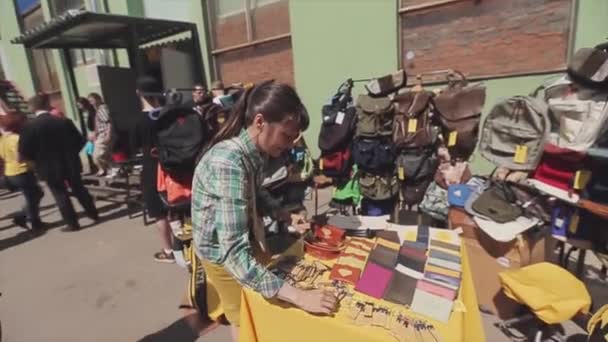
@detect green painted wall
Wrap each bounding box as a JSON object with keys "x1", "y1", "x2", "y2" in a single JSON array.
[
  {"x1": 0, "y1": 0, "x2": 35, "y2": 97},
  {"x1": 190, "y1": 0, "x2": 214, "y2": 86},
  {"x1": 290, "y1": 0, "x2": 399, "y2": 157}
]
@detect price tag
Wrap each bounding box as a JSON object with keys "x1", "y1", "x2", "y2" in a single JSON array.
[
  {"x1": 398, "y1": 166, "x2": 405, "y2": 181},
  {"x1": 407, "y1": 119, "x2": 417, "y2": 133},
  {"x1": 573, "y1": 170, "x2": 591, "y2": 190},
  {"x1": 448, "y1": 131, "x2": 458, "y2": 147},
  {"x1": 217, "y1": 115, "x2": 225, "y2": 124},
  {"x1": 568, "y1": 212, "x2": 580, "y2": 234},
  {"x1": 513, "y1": 145, "x2": 528, "y2": 164},
  {"x1": 319, "y1": 158, "x2": 324, "y2": 170},
  {"x1": 336, "y1": 111, "x2": 345, "y2": 125}
]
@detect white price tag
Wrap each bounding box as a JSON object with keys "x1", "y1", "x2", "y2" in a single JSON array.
[{"x1": 336, "y1": 111, "x2": 345, "y2": 125}]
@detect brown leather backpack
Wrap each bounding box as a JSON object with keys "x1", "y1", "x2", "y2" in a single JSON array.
[
  {"x1": 392, "y1": 90, "x2": 437, "y2": 149},
  {"x1": 434, "y1": 71, "x2": 486, "y2": 160}
]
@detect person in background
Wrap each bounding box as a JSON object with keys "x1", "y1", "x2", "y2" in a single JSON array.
[
  {"x1": 0, "y1": 111, "x2": 44, "y2": 231},
  {"x1": 87, "y1": 93, "x2": 113, "y2": 176},
  {"x1": 76, "y1": 97, "x2": 97, "y2": 174},
  {"x1": 133, "y1": 76, "x2": 174, "y2": 263},
  {"x1": 39, "y1": 92, "x2": 66, "y2": 119},
  {"x1": 19, "y1": 94, "x2": 98, "y2": 232},
  {"x1": 192, "y1": 81, "x2": 336, "y2": 340},
  {"x1": 191, "y1": 84, "x2": 212, "y2": 116},
  {"x1": 210, "y1": 80, "x2": 225, "y2": 99}
]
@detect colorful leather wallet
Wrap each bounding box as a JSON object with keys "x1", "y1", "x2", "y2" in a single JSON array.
[
  {"x1": 417, "y1": 279, "x2": 457, "y2": 300},
  {"x1": 368, "y1": 244, "x2": 399, "y2": 269},
  {"x1": 383, "y1": 271, "x2": 418, "y2": 305},
  {"x1": 376, "y1": 230, "x2": 400, "y2": 244},
  {"x1": 355, "y1": 262, "x2": 394, "y2": 299}
]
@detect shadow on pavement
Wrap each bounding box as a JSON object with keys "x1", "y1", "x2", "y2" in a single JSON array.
[
  {"x1": 0, "y1": 201, "x2": 137, "y2": 252},
  {"x1": 138, "y1": 315, "x2": 199, "y2": 342}
]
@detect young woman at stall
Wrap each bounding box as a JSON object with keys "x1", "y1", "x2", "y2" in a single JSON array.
[{"x1": 191, "y1": 81, "x2": 336, "y2": 340}]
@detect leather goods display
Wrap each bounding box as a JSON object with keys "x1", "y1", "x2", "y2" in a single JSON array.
[
  {"x1": 547, "y1": 85, "x2": 608, "y2": 152},
  {"x1": 364, "y1": 69, "x2": 407, "y2": 97},
  {"x1": 392, "y1": 90, "x2": 437, "y2": 149},
  {"x1": 352, "y1": 137, "x2": 394, "y2": 173},
  {"x1": 329, "y1": 238, "x2": 375, "y2": 284},
  {"x1": 480, "y1": 95, "x2": 550, "y2": 170},
  {"x1": 447, "y1": 184, "x2": 473, "y2": 208},
  {"x1": 320, "y1": 148, "x2": 352, "y2": 178},
  {"x1": 360, "y1": 197, "x2": 395, "y2": 216},
  {"x1": 568, "y1": 45, "x2": 608, "y2": 90},
  {"x1": 395, "y1": 148, "x2": 438, "y2": 206},
  {"x1": 434, "y1": 71, "x2": 486, "y2": 160},
  {"x1": 355, "y1": 261, "x2": 394, "y2": 299},
  {"x1": 358, "y1": 173, "x2": 398, "y2": 201},
  {"x1": 471, "y1": 183, "x2": 523, "y2": 223},
  {"x1": 532, "y1": 143, "x2": 587, "y2": 193},
  {"x1": 303, "y1": 227, "x2": 346, "y2": 260},
  {"x1": 419, "y1": 181, "x2": 450, "y2": 221},
  {"x1": 355, "y1": 95, "x2": 395, "y2": 138},
  {"x1": 435, "y1": 160, "x2": 472, "y2": 189},
  {"x1": 318, "y1": 105, "x2": 358, "y2": 152},
  {"x1": 319, "y1": 79, "x2": 357, "y2": 152}
]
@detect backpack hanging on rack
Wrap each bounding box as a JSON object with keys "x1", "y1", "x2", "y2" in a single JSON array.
[
  {"x1": 364, "y1": 69, "x2": 407, "y2": 97},
  {"x1": 395, "y1": 147, "x2": 438, "y2": 206},
  {"x1": 355, "y1": 95, "x2": 395, "y2": 138},
  {"x1": 434, "y1": 71, "x2": 486, "y2": 160},
  {"x1": 479, "y1": 94, "x2": 550, "y2": 171},
  {"x1": 318, "y1": 79, "x2": 357, "y2": 153},
  {"x1": 392, "y1": 90, "x2": 437, "y2": 149},
  {"x1": 352, "y1": 137, "x2": 394, "y2": 174}
]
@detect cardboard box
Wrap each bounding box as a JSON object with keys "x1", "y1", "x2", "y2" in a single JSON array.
[{"x1": 448, "y1": 208, "x2": 548, "y2": 319}]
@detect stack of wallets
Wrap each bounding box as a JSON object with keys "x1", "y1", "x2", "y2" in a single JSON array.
[
  {"x1": 329, "y1": 237, "x2": 375, "y2": 284},
  {"x1": 410, "y1": 229, "x2": 462, "y2": 323},
  {"x1": 354, "y1": 238, "x2": 400, "y2": 298}
]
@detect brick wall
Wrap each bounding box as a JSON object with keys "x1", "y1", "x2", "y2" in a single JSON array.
[
  {"x1": 401, "y1": 0, "x2": 572, "y2": 79},
  {"x1": 216, "y1": 38, "x2": 294, "y2": 85},
  {"x1": 211, "y1": 0, "x2": 293, "y2": 85}
]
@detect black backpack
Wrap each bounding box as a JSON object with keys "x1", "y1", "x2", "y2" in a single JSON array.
[
  {"x1": 318, "y1": 79, "x2": 357, "y2": 152},
  {"x1": 155, "y1": 105, "x2": 207, "y2": 176}
]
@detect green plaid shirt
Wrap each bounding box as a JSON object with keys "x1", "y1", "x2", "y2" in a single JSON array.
[{"x1": 192, "y1": 129, "x2": 284, "y2": 298}]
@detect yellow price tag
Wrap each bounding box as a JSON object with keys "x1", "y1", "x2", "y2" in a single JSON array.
[
  {"x1": 407, "y1": 119, "x2": 418, "y2": 133},
  {"x1": 568, "y1": 211, "x2": 580, "y2": 234},
  {"x1": 448, "y1": 131, "x2": 458, "y2": 147},
  {"x1": 217, "y1": 115, "x2": 225, "y2": 124},
  {"x1": 573, "y1": 170, "x2": 592, "y2": 190},
  {"x1": 319, "y1": 158, "x2": 324, "y2": 170},
  {"x1": 513, "y1": 145, "x2": 528, "y2": 164},
  {"x1": 398, "y1": 166, "x2": 405, "y2": 181}
]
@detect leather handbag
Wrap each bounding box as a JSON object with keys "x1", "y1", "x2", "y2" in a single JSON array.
[
  {"x1": 364, "y1": 69, "x2": 407, "y2": 97},
  {"x1": 471, "y1": 183, "x2": 523, "y2": 223},
  {"x1": 434, "y1": 71, "x2": 486, "y2": 160}
]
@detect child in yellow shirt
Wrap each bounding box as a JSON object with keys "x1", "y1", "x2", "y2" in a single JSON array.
[{"x1": 0, "y1": 112, "x2": 44, "y2": 230}]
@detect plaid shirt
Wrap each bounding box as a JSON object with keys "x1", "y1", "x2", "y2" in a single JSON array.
[
  {"x1": 94, "y1": 104, "x2": 112, "y2": 141},
  {"x1": 192, "y1": 129, "x2": 284, "y2": 298}
]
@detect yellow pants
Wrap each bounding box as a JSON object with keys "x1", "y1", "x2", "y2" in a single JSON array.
[{"x1": 201, "y1": 259, "x2": 243, "y2": 326}]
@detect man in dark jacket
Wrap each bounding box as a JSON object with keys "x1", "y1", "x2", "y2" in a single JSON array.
[{"x1": 19, "y1": 94, "x2": 98, "y2": 231}]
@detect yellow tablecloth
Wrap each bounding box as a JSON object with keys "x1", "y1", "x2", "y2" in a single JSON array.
[{"x1": 238, "y1": 244, "x2": 485, "y2": 342}]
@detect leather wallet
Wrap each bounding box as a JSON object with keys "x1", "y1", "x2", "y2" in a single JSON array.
[
  {"x1": 330, "y1": 264, "x2": 362, "y2": 284},
  {"x1": 355, "y1": 262, "x2": 393, "y2": 299},
  {"x1": 425, "y1": 271, "x2": 461, "y2": 288},
  {"x1": 417, "y1": 279, "x2": 457, "y2": 300},
  {"x1": 429, "y1": 239, "x2": 460, "y2": 253},
  {"x1": 429, "y1": 249, "x2": 461, "y2": 263},
  {"x1": 368, "y1": 244, "x2": 399, "y2": 269},
  {"x1": 427, "y1": 257, "x2": 462, "y2": 272},
  {"x1": 397, "y1": 253, "x2": 426, "y2": 273},
  {"x1": 376, "y1": 230, "x2": 400, "y2": 244},
  {"x1": 383, "y1": 271, "x2": 418, "y2": 305}
]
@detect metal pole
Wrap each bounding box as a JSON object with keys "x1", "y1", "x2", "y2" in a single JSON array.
[
  {"x1": 191, "y1": 28, "x2": 206, "y2": 87},
  {"x1": 62, "y1": 48, "x2": 86, "y2": 135}
]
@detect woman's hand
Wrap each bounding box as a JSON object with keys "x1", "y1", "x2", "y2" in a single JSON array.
[
  {"x1": 277, "y1": 283, "x2": 337, "y2": 315},
  {"x1": 294, "y1": 288, "x2": 337, "y2": 315}
]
